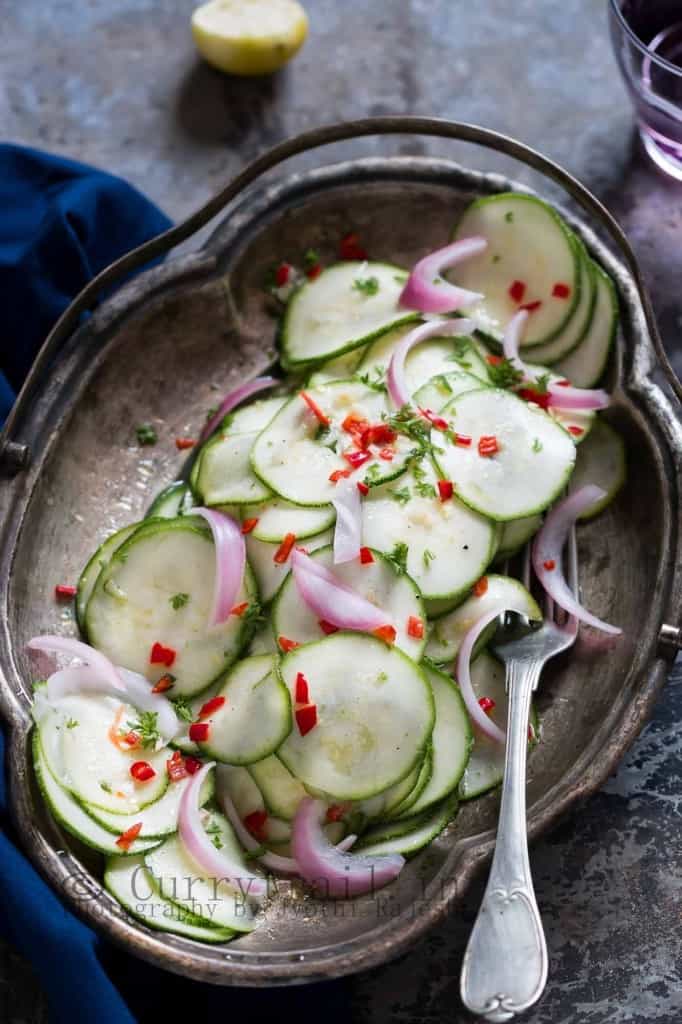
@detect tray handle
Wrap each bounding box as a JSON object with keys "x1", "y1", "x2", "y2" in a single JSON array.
[{"x1": 1, "y1": 115, "x2": 679, "y2": 473}]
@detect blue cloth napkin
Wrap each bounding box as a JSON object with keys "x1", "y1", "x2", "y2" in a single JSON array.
[{"x1": 0, "y1": 145, "x2": 352, "y2": 1023}]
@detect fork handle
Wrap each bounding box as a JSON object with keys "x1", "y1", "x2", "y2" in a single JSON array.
[{"x1": 460, "y1": 660, "x2": 548, "y2": 1022}]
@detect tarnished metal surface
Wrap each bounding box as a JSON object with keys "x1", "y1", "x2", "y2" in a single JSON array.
[{"x1": 0, "y1": 151, "x2": 680, "y2": 988}]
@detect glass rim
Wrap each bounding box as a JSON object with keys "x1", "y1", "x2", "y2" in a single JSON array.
[{"x1": 609, "y1": 0, "x2": 682, "y2": 78}]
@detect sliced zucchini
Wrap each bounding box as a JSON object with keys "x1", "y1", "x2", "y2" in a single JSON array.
[
  {"x1": 522, "y1": 363, "x2": 595, "y2": 442},
  {"x1": 433, "y1": 388, "x2": 576, "y2": 521},
  {"x1": 145, "y1": 815, "x2": 260, "y2": 930},
  {"x1": 196, "y1": 654, "x2": 292, "y2": 765},
  {"x1": 521, "y1": 240, "x2": 596, "y2": 363},
  {"x1": 307, "y1": 347, "x2": 367, "y2": 387},
  {"x1": 76, "y1": 523, "x2": 138, "y2": 633},
  {"x1": 570, "y1": 419, "x2": 626, "y2": 518},
  {"x1": 33, "y1": 731, "x2": 160, "y2": 856},
  {"x1": 554, "y1": 263, "x2": 618, "y2": 387},
  {"x1": 247, "y1": 497, "x2": 335, "y2": 543},
  {"x1": 380, "y1": 758, "x2": 425, "y2": 817},
  {"x1": 357, "y1": 323, "x2": 491, "y2": 395},
  {"x1": 451, "y1": 193, "x2": 580, "y2": 347},
  {"x1": 248, "y1": 754, "x2": 307, "y2": 821},
  {"x1": 425, "y1": 574, "x2": 541, "y2": 664},
  {"x1": 86, "y1": 517, "x2": 257, "y2": 697},
  {"x1": 459, "y1": 652, "x2": 539, "y2": 801},
  {"x1": 225, "y1": 395, "x2": 287, "y2": 434},
  {"x1": 355, "y1": 792, "x2": 458, "y2": 857},
  {"x1": 104, "y1": 856, "x2": 235, "y2": 942},
  {"x1": 413, "y1": 370, "x2": 488, "y2": 413},
  {"x1": 397, "y1": 664, "x2": 472, "y2": 817},
  {"x1": 85, "y1": 768, "x2": 214, "y2": 839},
  {"x1": 496, "y1": 515, "x2": 543, "y2": 560},
  {"x1": 245, "y1": 527, "x2": 333, "y2": 606},
  {"x1": 246, "y1": 622, "x2": 279, "y2": 656},
  {"x1": 271, "y1": 545, "x2": 427, "y2": 661},
  {"x1": 169, "y1": 680, "x2": 222, "y2": 755},
  {"x1": 217, "y1": 764, "x2": 266, "y2": 817},
  {"x1": 277, "y1": 633, "x2": 434, "y2": 801},
  {"x1": 194, "y1": 431, "x2": 272, "y2": 506},
  {"x1": 280, "y1": 261, "x2": 417, "y2": 368},
  {"x1": 250, "y1": 380, "x2": 413, "y2": 507},
  {"x1": 146, "y1": 482, "x2": 195, "y2": 520},
  {"x1": 39, "y1": 694, "x2": 169, "y2": 814},
  {"x1": 385, "y1": 745, "x2": 433, "y2": 820},
  {"x1": 361, "y1": 459, "x2": 496, "y2": 601}
]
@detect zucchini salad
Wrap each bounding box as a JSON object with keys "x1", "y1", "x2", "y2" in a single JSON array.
[{"x1": 29, "y1": 192, "x2": 626, "y2": 943}]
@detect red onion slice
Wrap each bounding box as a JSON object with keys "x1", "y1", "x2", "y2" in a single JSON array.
[
  {"x1": 291, "y1": 549, "x2": 388, "y2": 631},
  {"x1": 292, "y1": 797, "x2": 404, "y2": 898},
  {"x1": 331, "y1": 480, "x2": 362, "y2": 564},
  {"x1": 178, "y1": 762, "x2": 267, "y2": 899},
  {"x1": 28, "y1": 636, "x2": 126, "y2": 697},
  {"x1": 532, "y1": 487, "x2": 622, "y2": 635},
  {"x1": 399, "y1": 237, "x2": 487, "y2": 314},
  {"x1": 387, "y1": 318, "x2": 476, "y2": 409},
  {"x1": 217, "y1": 780, "x2": 299, "y2": 876},
  {"x1": 546, "y1": 383, "x2": 611, "y2": 411},
  {"x1": 502, "y1": 309, "x2": 532, "y2": 377},
  {"x1": 456, "y1": 608, "x2": 519, "y2": 745},
  {"x1": 193, "y1": 507, "x2": 246, "y2": 626},
  {"x1": 199, "y1": 376, "x2": 278, "y2": 442}
]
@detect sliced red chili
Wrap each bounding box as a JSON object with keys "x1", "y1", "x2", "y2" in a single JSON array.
[
  {"x1": 243, "y1": 809, "x2": 268, "y2": 840},
  {"x1": 189, "y1": 722, "x2": 210, "y2": 743},
  {"x1": 241, "y1": 517, "x2": 259, "y2": 534},
  {"x1": 339, "y1": 232, "x2": 367, "y2": 260},
  {"x1": 318, "y1": 620, "x2": 339, "y2": 635},
  {"x1": 518, "y1": 387, "x2": 551, "y2": 410},
  {"x1": 486, "y1": 354, "x2": 503, "y2": 366},
  {"x1": 166, "y1": 750, "x2": 188, "y2": 782},
  {"x1": 295, "y1": 703, "x2": 318, "y2": 736},
  {"x1": 478, "y1": 435, "x2": 500, "y2": 457},
  {"x1": 175, "y1": 437, "x2": 196, "y2": 450},
  {"x1": 473, "y1": 576, "x2": 489, "y2": 598},
  {"x1": 343, "y1": 448, "x2": 372, "y2": 469},
  {"x1": 568, "y1": 425, "x2": 584, "y2": 437},
  {"x1": 341, "y1": 413, "x2": 370, "y2": 440},
  {"x1": 357, "y1": 481, "x2": 369, "y2": 495},
  {"x1": 230, "y1": 601, "x2": 249, "y2": 617},
  {"x1": 378, "y1": 447, "x2": 394, "y2": 461},
  {"x1": 478, "y1": 696, "x2": 496, "y2": 715},
  {"x1": 120, "y1": 731, "x2": 141, "y2": 750},
  {"x1": 150, "y1": 642, "x2": 176, "y2": 668},
  {"x1": 278, "y1": 635, "x2": 300, "y2": 653},
  {"x1": 452, "y1": 432, "x2": 472, "y2": 447},
  {"x1": 116, "y1": 822, "x2": 143, "y2": 851},
  {"x1": 130, "y1": 761, "x2": 156, "y2": 783},
  {"x1": 365, "y1": 423, "x2": 397, "y2": 446},
  {"x1": 508, "y1": 280, "x2": 526, "y2": 303},
  {"x1": 373, "y1": 624, "x2": 397, "y2": 645},
  {"x1": 520, "y1": 300, "x2": 542, "y2": 313},
  {"x1": 275, "y1": 263, "x2": 291, "y2": 286},
  {"x1": 184, "y1": 756, "x2": 202, "y2": 775},
  {"x1": 306, "y1": 263, "x2": 322, "y2": 280},
  {"x1": 274, "y1": 533, "x2": 297, "y2": 564},
  {"x1": 359, "y1": 547, "x2": 374, "y2": 564},
  {"x1": 556, "y1": 379, "x2": 571, "y2": 387},
  {"x1": 420, "y1": 408, "x2": 448, "y2": 431},
  {"x1": 438, "y1": 480, "x2": 453, "y2": 501},
  {"x1": 198, "y1": 695, "x2": 226, "y2": 720},
  {"x1": 295, "y1": 671, "x2": 310, "y2": 704},
  {"x1": 55, "y1": 584, "x2": 77, "y2": 599},
  {"x1": 151, "y1": 673, "x2": 175, "y2": 694},
  {"x1": 329, "y1": 468, "x2": 352, "y2": 483},
  {"x1": 543, "y1": 559, "x2": 556, "y2": 571},
  {"x1": 326, "y1": 804, "x2": 347, "y2": 823},
  {"x1": 300, "y1": 391, "x2": 331, "y2": 426},
  {"x1": 552, "y1": 282, "x2": 571, "y2": 298},
  {"x1": 407, "y1": 616, "x2": 424, "y2": 639}
]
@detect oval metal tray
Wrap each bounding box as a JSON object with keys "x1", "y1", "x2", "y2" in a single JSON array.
[{"x1": 0, "y1": 124, "x2": 681, "y2": 987}]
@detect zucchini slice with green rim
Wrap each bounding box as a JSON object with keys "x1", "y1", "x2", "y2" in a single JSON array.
[
  {"x1": 196, "y1": 654, "x2": 292, "y2": 765},
  {"x1": 86, "y1": 516, "x2": 258, "y2": 697},
  {"x1": 522, "y1": 239, "x2": 596, "y2": 363},
  {"x1": 355, "y1": 792, "x2": 458, "y2": 857},
  {"x1": 224, "y1": 395, "x2": 287, "y2": 435},
  {"x1": 280, "y1": 261, "x2": 417, "y2": 368},
  {"x1": 33, "y1": 731, "x2": 161, "y2": 856},
  {"x1": 425, "y1": 574, "x2": 541, "y2": 664},
  {"x1": 247, "y1": 754, "x2": 307, "y2": 821},
  {"x1": 570, "y1": 419, "x2": 626, "y2": 519},
  {"x1": 361, "y1": 459, "x2": 497, "y2": 601},
  {"x1": 271, "y1": 545, "x2": 426, "y2": 661},
  {"x1": 357, "y1": 323, "x2": 491, "y2": 394},
  {"x1": 245, "y1": 527, "x2": 333, "y2": 606},
  {"x1": 76, "y1": 523, "x2": 138, "y2": 633},
  {"x1": 307, "y1": 347, "x2": 368, "y2": 387},
  {"x1": 146, "y1": 482, "x2": 195, "y2": 520},
  {"x1": 495, "y1": 515, "x2": 544, "y2": 560},
  {"x1": 433, "y1": 388, "x2": 576, "y2": 521},
  {"x1": 385, "y1": 745, "x2": 433, "y2": 820},
  {"x1": 277, "y1": 633, "x2": 434, "y2": 801},
  {"x1": 554, "y1": 262, "x2": 618, "y2": 387},
  {"x1": 195, "y1": 430, "x2": 273, "y2": 506},
  {"x1": 104, "y1": 856, "x2": 235, "y2": 942},
  {"x1": 217, "y1": 764, "x2": 266, "y2": 817},
  {"x1": 413, "y1": 369, "x2": 489, "y2": 414},
  {"x1": 246, "y1": 497, "x2": 335, "y2": 543},
  {"x1": 451, "y1": 193, "x2": 581, "y2": 347}
]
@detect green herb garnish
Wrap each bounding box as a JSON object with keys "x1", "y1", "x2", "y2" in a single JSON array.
[
  {"x1": 170, "y1": 697, "x2": 194, "y2": 723},
  {"x1": 99, "y1": 781, "x2": 112, "y2": 794},
  {"x1": 125, "y1": 711, "x2": 160, "y2": 749},
  {"x1": 390, "y1": 487, "x2": 411, "y2": 505},
  {"x1": 505, "y1": 211, "x2": 514, "y2": 223},
  {"x1": 303, "y1": 248, "x2": 319, "y2": 268},
  {"x1": 170, "y1": 592, "x2": 189, "y2": 610},
  {"x1": 532, "y1": 372, "x2": 551, "y2": 394},
  {"x1": 487, "y1": 358, "x2": 524, "y2": 390},
  {"x1": 353, "y1": 276, "x2": 380, "y2": 297},
  {"x1": 66, "y1": 718, "x2": 79, "y2": 729},
  {"x1": 383, "y1": 405, "x2": 431, "y2": 453},
  {"x1": 386, "y1": 541, "x2": 409, "y2": 575},
  {"x1": 532, "y1": 438, "x2": 543, "y2": 453},
  {"x1": 422, "y1": 549, "x2": 435, "y2": 568},
  {"x1": 357, "y1": 367, "x2": 387, "y2": 393},
  {"x1": 136, "y1": 423, "x2": 157, "y2": 446},
  {"x1": 363, "y1": 463, "x2": 382, "y2": 485}
]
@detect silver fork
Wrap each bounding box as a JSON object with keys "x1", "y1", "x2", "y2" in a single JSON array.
[{"x1": 460, "y1": 530, "x2": 579, "y2": 1022}]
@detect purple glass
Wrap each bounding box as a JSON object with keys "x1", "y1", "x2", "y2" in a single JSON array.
[{"x1": 609, "y1": 0, "x2": 682, "y2": 180}]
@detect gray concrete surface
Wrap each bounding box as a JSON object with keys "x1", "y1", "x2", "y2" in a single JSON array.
[{"x1": 1, "y1": 0, "x2": 681, "y2": 1021}]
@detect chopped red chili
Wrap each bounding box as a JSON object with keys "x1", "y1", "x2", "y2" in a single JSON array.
[
  {"x1": 373, "y1": 624, "x2": 397, "y2": 645},
  {"x1": 365, "y1": 424, "x2": 397, "y2": 446},
  {"x1": 241, "y1": 517, "x2": 259, "y2": 534},
  {"x1": 343, "y1": 449, "x2": 372, "y2": 469},
  {"x1": 300, "y1": 391, "x2": 330, "y2": 426},
  {"x1": 318, "y1": 620, "x2": 339, "y2": 635},
  {"x1": 486, "y1": 354, "x2": 503, "y2": 366},
  {"x1": 115, "y1": 822, "x2": 143, "y2": 851},
  {"x1": 198, "y1": 695, "x2": 226, "y2": 720},
  {"x1": 378, "y1": 447, "x2": 394, "y2": 461},
  {"x1": 339, "y1": 232, "x2": 368, "y2": 261},
  {"x1": 278, "y1": 635, "x2": 300, "y2": 653},
  {"x1": 568, "y1": 425, "x2": 584, "y2": 437},
  {"x1": 120, "y1": 731, "x2": 141, "y2": 750},
  {"x1": 420, "y1": 408, "x2": 449, "y2": 431},
  {"x1": 231, "y1": 601, "x2": 249, "y2": 617},
  {"x1": 342, "y1": 412, "x2": 370, "y2": 438},
  {"x1": 274, "y1": 533, "x2": 297, "y2": 564},
  {"x1": 478, "y1": 696, "x2": 496, "y2": 715},
  {"x1": 357, "y1": 481, "x2": 369, "y2": 495},
  {"x1": 556, "y1": 379, "x2": 571, "y2": 387},
  {"x1": 473, "y1": 576, "x2": 489, "y2": 598},
  {"x1": 55, "y1": 584, "x2": 77, "y2": 599},
  {"x1": 244, "y1": 809, "x2": 268, "y2": 840},
  {"x1": 295, "y1": 671, "x2": 310, "y2": 704},
  {"x1": 478, "y1": 435, "x2": 500, "y2": 457},
  {"x1": 452, "y1": 432, "x2": 472, "y2": 447},
  {"x1": 130, "y1": 761, "x2": 156, "y2": 783},
  {"x1": 329, "y1": 468, "x2": 352, "y2": 483},
  {"x1": 326, "y1": 804, "x2": 347, "y2": 823},
  {"x1": 359, "y1": 546, "x2": 374, "y2": 564},
  {"x1": 438, "y1": 479, "x2": 453, "y2": 501},
  {"x1": 275, "y1": 263, "x2": 291, "y2": 287},
  {"x1": 151, "y1": 673, "x2": 175, "y2": 694},
  {"x1": 543, "y1": 559, "x2": 556, "y2": 571},
  {"x1": 407, "y1": 616, "x2": 424, "y2": 639},
  {"x1": 175, "y1": 437, "x2": 196, "y2": 450},
  {"x1": 184, "y1": 756, "x2": 202, "y2": 775},
  {"x1": 189, "y1": 722, "x2": 210, "y2": 743},
  {"x1": 520, "y1": 300, "x2": 542, "y2": 313},
  {"x1": 150, "y1": 642, "x2": 176, "y2": 667},
  {"x1": 552, "y1": 282, "x2": 571, "y2": 299},
  {"x1": 508, "y1": 280, "x2": 526, "y2": 303},
  {"x1": 295, "y1": 703, "x2": 318, "y2": 736},
  {"x1": 518, "y1": 387, "x2": 551, "y2": 410},
  {"x1": 166, "y1": 750, "x2": 188, "y2": 782},
  {"x1": 306, "y1": 263, "x2": 322, "y2": 280}
]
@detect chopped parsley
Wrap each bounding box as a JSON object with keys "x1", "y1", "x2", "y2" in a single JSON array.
[
  {"x1": 353, "y1": 276, "x2": 380, "y2": 297},
  {"x1": 314, "y1": 422, "x2": 331, "y2": 441},
  {"x1": 363, "y1": 463, "x2": 382, "y2": 485},
  {"x1": 211, "y1": 834, "x2": 224, "y2": 850},
  {"x1": 386, "y1": 541, "x2": 409, "y2": 575},
  {"x1": 412, "y1": 461, "x2": 437, "y2": 498},
  {"x1": 170, "y1": 592, "x2": 189, "y2": 610},
  {"x1": 383, "y1": 405, "x2": 430, "y2": 453},
  {"x1": 205, "y1": 819, "x2": 224, "y2": 850},
  {"x1": 532, "y1": 372, "x2": 551, "y2": 394},
  {"x1": 241, "y1": 603, "x2": 266, "y2": 628},
  {"x1": 486, "y1": 358, "x2": 524, "y2": 390},
  {"x1": 393, "y1": 274, "x2": 408, "y2": 285},
  {"x1": 303, "y1": 248, "x2": 319, "y2": 268},
  {"x1": 66, "y1": 718, "x2": 79, "y2": 729},
  {"x1": 377, "y1": 671, "x2": 389, "y2": 684},
  {"x1": 422, "y1": 549, "x2": 435, "y2": 568},
  {"x1": 136, "y1": 423, "x2": 157, "y2": 446},
  {"x1": 505, "y1": 211, "x2": 514, "y2": 223},
  {"x1": 436, "y1": 374, "x2": 453, "y2": 395},
  {"x1": 99, "y1": 781, "x2": 112, "y2": 794},
  {"x1": 532, "y1": 437, "x2": 543, "y2": 453},
  {"x1": 357, "y1": 367, "x2": 387, "y2": 393},
  {"x1": 492, "y1": 254, "x2": 501, "y2": 263},
  {"x1": 244, "y1": 844, "x2": 268, "y2": 860},
  {"x1": 324, "y1": 438, "x2": 339, "y2": 453},
  {"x1": 170, "y1": 697, "x2": 194, "y2": 723},
  {"x1": 125, "y1": 711, "x2": 160, "y2": 750},
  {"x1": 390, "y1": 487, "x2": 411, "y2": 505},
  {"x1": 445, "y1": 336, "x2": 473, "y2": 370}
]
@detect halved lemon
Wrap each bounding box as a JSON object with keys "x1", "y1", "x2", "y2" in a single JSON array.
[{"x1": 191, "y1": 0, "x2": 309, "y2": 76}]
